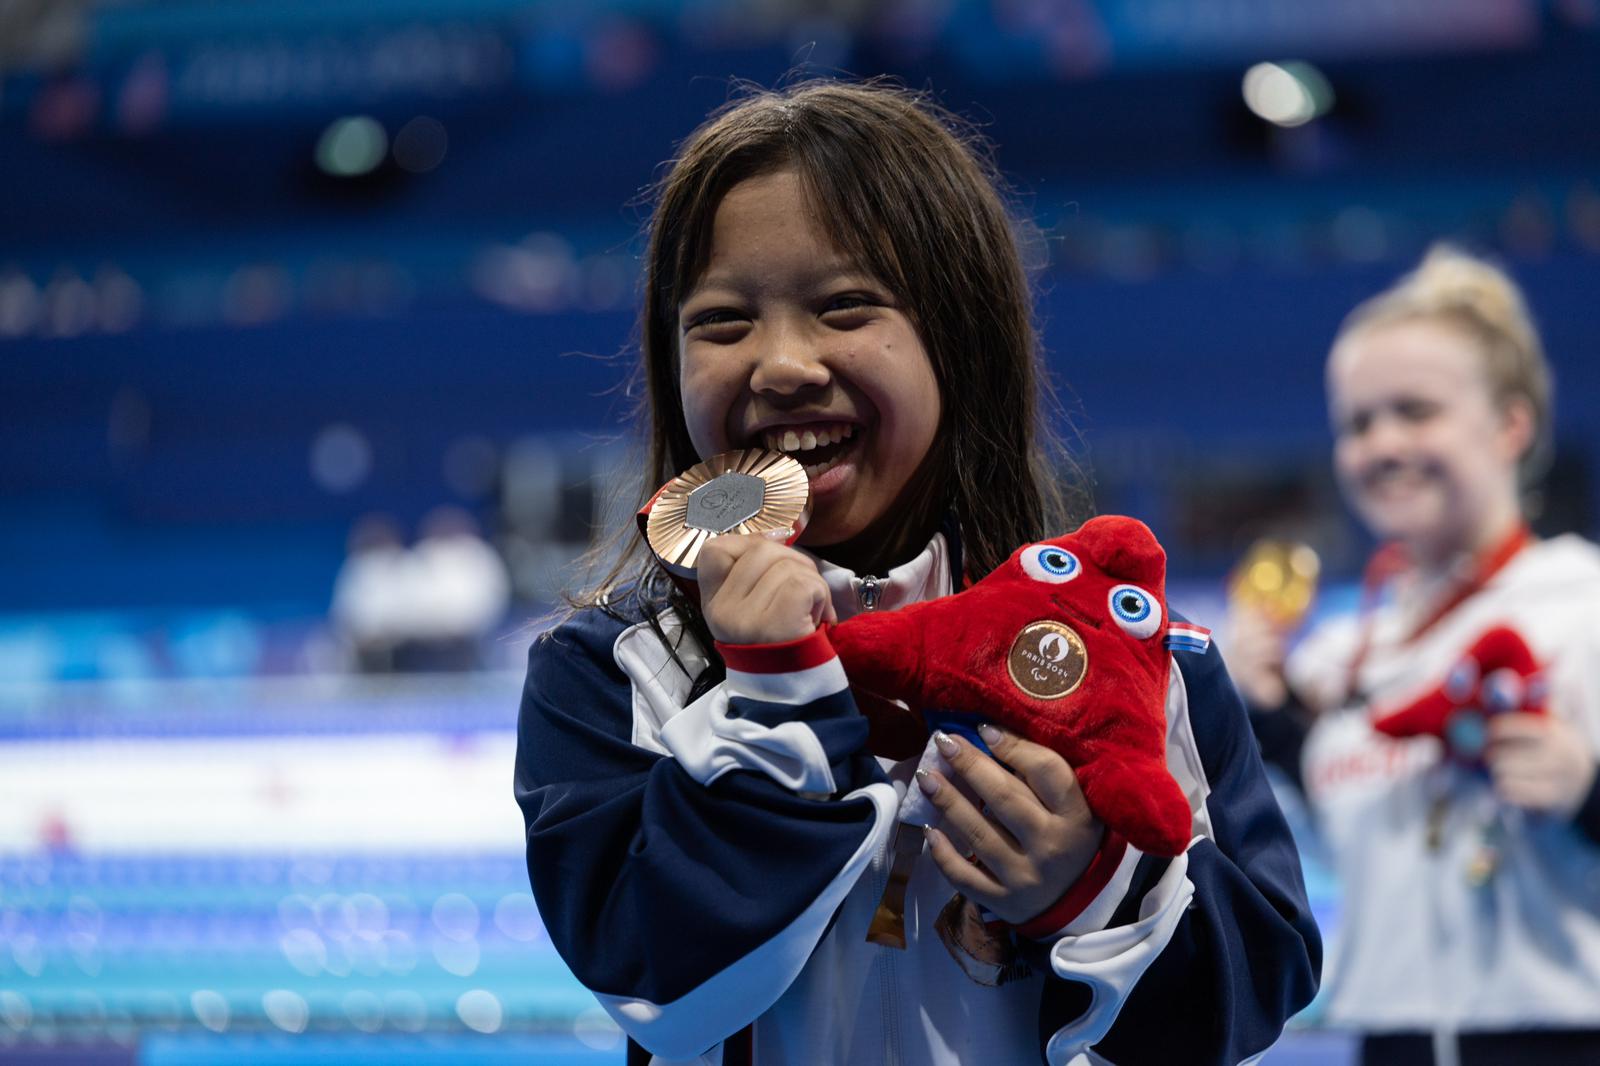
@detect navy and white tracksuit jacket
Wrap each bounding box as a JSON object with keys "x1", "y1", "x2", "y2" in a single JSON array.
[{"x1": 515, "y1": 531, "x2": 1320, "y2": 1064}]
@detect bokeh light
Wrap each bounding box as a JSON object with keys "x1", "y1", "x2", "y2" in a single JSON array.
[
  {"x1": 1242, "y1": 61, "x2": 1333, "y2": 128},
  {"x1": 315, "y1": 116, "x2": 388, "y2": 177},
  {"x1": 310, "y1": 423, "x2": 374, "y2": 493},
  {"x1": 393, "y1": 115, "x2": 448, "y2": 173}
]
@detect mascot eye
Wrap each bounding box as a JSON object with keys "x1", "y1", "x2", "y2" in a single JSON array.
[
  {"x1": 1444, "y1": 659, "x2": 1480, "y2": 703},
  {"x1": 1021, "y1": 545, "x2": 1082, "y2": 584},
  {"x1": 1482, "y1": 668, "x2": 1524, "y2": 713},
  {"x1": 1108, "y1": 584, "x2": 1161, "y2": 639}
]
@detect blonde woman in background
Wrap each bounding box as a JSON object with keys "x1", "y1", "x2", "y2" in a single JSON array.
[{"x1": 1227, "y1": 245, "x2": 1600, "y2": 1065}]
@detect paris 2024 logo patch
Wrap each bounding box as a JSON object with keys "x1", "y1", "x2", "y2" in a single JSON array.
[{"x1": 1007, "y1": 621, "x2": 1087, "y2": 699}]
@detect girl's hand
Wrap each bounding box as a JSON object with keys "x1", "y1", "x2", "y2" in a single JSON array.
[
  {"x1": 1221, "y1": 604, "x2": 1292, "y2": 710},
  {"x1": 697, "y1": 533, "x2": 836, "y2": 646},
  {"x1": 1486, "y1": 712, "x2": 1598, "y2": 817},
  {"x1": 917, "y1": 726, "x2": 1103, "y2": 925}
]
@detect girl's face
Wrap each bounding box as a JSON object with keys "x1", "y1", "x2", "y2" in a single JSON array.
[
  {"x1": 677, "y1": 169, "x2": 942, "y2": 556},
  {"x1": 1328, "y1": 318, "x2": 1527, "y2": 559}
]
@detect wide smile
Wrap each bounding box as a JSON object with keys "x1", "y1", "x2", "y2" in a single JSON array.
[
  {"x1": 755, "y1": 421, "x2": 862, "y2": 479},
  {"x1": 1362, "y1": 466, "x2": 1436, "y2": 497}
]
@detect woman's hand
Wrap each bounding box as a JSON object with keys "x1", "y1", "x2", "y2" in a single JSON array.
[
  {"x1": 917, "y1": 726, "x2": 1103, "y2": 925},
  {"x1": 697, "y1": 533, "x2": 835, "y2": 646},
  {"x1": 1486, "y1": 712, "x2": 1598, "y2": 817},
  {"x1": 1221, "y1": 604, "x2": 1292, "y2": 710}
]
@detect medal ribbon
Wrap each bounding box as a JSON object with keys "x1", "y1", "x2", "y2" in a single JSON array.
[{"x1": 1343, "y1": 523, "x2": 1531, "y2": 706}]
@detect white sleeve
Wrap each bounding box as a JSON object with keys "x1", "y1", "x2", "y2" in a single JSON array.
[{"x1": 1042, "y1": 851, "x2": 1196, "y2": 1065}]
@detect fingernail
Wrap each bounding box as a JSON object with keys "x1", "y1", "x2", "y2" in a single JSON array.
[
  {"x1": 921, "y1": 824, "x2": 944, "y2": 846},
  {"x1": 978, "y1": 723, "x2": 1003, "y2": 746},
  {"x1": 915, "y1": 769, "x2": 940, "y2": 796},
  {"x1": 761, "y1": 526, "x2": 795, "y2": 542},
  {"x1": 933, "y1": 731, "x2": 958, "y2": 758}
]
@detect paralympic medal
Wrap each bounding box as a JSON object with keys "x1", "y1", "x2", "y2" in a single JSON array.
[
  {"x1": 643, "y1": 448, "x2": 811, "y2": 578},
  {"x1": 1229, "y1": 539, "x2": 1321, "y2": 628}
]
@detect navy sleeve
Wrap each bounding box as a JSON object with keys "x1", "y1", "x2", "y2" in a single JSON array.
[
  {"x1": 1576, "y1": 767, "x2": 1600, "y2": 846},
  {"x1": 1040, "y1": 639, "x2": 1323, "y2": 1065},
  {"x1": 513, "y1": 607, "x2": 895, "y2": 1059}
]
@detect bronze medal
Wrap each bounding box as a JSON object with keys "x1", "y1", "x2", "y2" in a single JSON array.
[
  {"x1": 1007, "y1": 620, "x2": 1088, "y2": 700},
  {"x1": 644, "y1": 448, "x2": 811, "y2": 578},
  {"x1": 932, "y1": 893, "x2": 1032, "y2": 987}
]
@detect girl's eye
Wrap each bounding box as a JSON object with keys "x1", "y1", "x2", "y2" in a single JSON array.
[
  {"x1": 1340, "y1": 411, "x2": 1372, "y2": 437},
  {"x1": 1107, "y1": 584, "x2": 1161, "y2": 638},
  {"x1": 1395, "y1": 399, "x2": 1441, "y2": 424},
  {"x1": 683, "y1": 309, "x2": 748, "y2": 336},
  {"x1": 1020, "y1": 544, "x2": 1081, "y2": 584},
  {"x1": 821, "y1": 292, "x2": 878, "y2": 319}
]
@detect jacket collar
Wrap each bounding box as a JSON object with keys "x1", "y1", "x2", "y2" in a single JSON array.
[{"x1": 807, "y1": 531, "x2": 955, "y2": 623}]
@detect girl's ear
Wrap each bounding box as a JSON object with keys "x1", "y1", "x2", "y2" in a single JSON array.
[{"x1": 1496, "y1": 394, "x2": 1536, "y2": 466}]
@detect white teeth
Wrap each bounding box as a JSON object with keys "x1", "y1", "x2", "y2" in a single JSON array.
[{"x1": 761, "y1": 423, "x2": 858, "y2": 455}]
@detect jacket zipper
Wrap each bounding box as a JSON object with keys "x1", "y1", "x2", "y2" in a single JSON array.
[
  {"x1": 861, "y1": 571, "x2": 893, "y2": 1060},
  {"x1": 868, "y1": 826, "x2": 902, "y2": 1066}
]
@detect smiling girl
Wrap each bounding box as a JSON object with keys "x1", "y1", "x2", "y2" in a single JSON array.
[
  {"x1": 1229, "y1": 246, "x2": 1600, "y2": 1065},
  {"x1": 515, "y1": 80, "x2": 1319, "y2": 1065}
]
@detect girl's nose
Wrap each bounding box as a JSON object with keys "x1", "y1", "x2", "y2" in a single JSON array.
[{"x1": 749, "y1": 327, "x2": 831, "y2": 396}]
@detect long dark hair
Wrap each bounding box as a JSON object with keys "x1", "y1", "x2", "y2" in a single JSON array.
[{"x1": 572, "y1": 78, "x2": 1083, "y2": 640}]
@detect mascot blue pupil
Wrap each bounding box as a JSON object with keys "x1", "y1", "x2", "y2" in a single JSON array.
[
  {"x1": 1118, "y1": 593, "x2": 1147, "y2": 619},
  {"x1": 1043, "y1": 551, "x2": 1073, "y2": 574}
]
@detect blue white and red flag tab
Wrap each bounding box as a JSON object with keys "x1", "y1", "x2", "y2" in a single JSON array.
[{"x1": 1165, "y1": 623, "x2": 1212, "y2": 654}]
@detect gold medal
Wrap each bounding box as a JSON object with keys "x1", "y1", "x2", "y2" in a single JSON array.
[
  {"x1": 1229, "y1": 539, "x2": 1321, "y2": 628},
  {"x1": 643, "y1": 448, "x2": 811, "y2": 578}
]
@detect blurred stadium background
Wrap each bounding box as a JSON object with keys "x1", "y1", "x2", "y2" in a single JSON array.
[{"x1": 3, "y1": 0, "x2": 1599, "y2": 1062}]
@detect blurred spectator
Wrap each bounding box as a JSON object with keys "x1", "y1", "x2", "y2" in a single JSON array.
[
  {"x1": 394, "y1": 506, "x2": 511, "y2": 672},
  {"x1": 1224, "y1": 246, "x2": 1600, "y2": 1065},
  {"x1": 331, "y1": 508, "x2": 511, "y2": 673},
  {"x1": 330, "y1": 513, "x2": 410, "y2": 672}
]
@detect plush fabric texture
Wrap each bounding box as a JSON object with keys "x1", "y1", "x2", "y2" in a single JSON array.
[
  {"x1": 1370, "y1": 624, "x2": 1547, "y2": 764},
  {"x1": 827, "y1": 515, "x2": 1191, "y2": 856}
]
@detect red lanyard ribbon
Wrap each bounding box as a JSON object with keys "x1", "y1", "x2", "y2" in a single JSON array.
[{"x1": 1342, "y1": 523, "x2": 1531, "y2": 705}]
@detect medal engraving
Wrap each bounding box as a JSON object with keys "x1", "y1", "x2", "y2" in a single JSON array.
[
  {"x1": 686, "y1": 472, "x2": 766, "y2": 532},
  {"x1": 1006, "y1": 620, "x2": 1088, "y2": 700}
]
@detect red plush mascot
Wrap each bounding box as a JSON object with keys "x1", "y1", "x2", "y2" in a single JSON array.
[
  {"x1": 828, "y1": 515, "x2": 1192, "y2": 858},
  {"x1": 1370, "y1": 625, "x2": 1547, "y2": 765}
]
